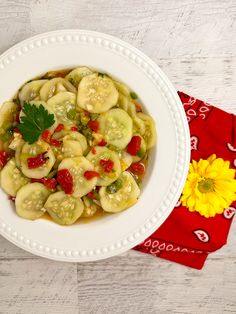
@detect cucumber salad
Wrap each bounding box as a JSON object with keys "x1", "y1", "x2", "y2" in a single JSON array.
[{"x1": 0, "y1": 67, "x2": 156, "y2": 225}]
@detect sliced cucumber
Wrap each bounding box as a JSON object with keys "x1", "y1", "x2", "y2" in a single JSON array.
[
  {"x1": 99, "y1": 171, "x2": 140, "y2": 213},
  {"x1": 0, "y1": 101, "x2": 18, "y2": 129},
  {"x1": 15, "y1": 183, "x2": 50, "y2": 220},
  {"x1": 58, "y1": 157, "x2": 97, "y2": 197},
  {"x1": 1, "y1": 158, "x2": 29, "y2": 196},
  {"x1": 44, "y1": 191, "x2": 84, "y2": 225},
  {"x1": 77, "y1": 73, "x2": 119, "y2": 113},
  {"x1": 65, "y1": 67, "x2": 93, "y2": 87},
  {"x1": 40, "y1": 78, "x2": 76, "y2": 101},
  {"x1": 118, "y1": 94, "x2": 145, "y2": 135},
  {"x1": 63, "y1": 131, "x2": 87, "y2": 153},
  {"x1": 113, "y1": 80, "x2": 130, "y2": 97},
  {"x1": 98, "y1": 108, "x2": 133, "y2": 149},
  {"x1": 18, "y1": 80, "x2": 48, "y2": 105},
  {"x1": 81, "y1": 196, "x2": 99, "y2": 218},
  {"x1": 62, "y1": 139, "x2": 83, "y2": 158},
  {"x1": 47, "y1": 92, "x2": 77, "y2": 125},
  {"x1": 20, "y1": 141, "x2": 55, "y2": 179},
  {"x1": 86, "y1": 146, "x2": 121, "y2": 186},
  {"x1": 120, "y1": 151, "x2": 133, "y2": 171},
  {"x1": 137, "y1": 113, "x2": 156, "y2": 149}
]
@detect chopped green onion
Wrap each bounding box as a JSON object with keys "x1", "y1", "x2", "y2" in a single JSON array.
[
  {"x1": 90, "y1": 113, "x2": 99, "y2": 121},
  {"x1": 67, "y1": 109, "x2": 76, "y2": 120},
  {"x1": 47, "y1": 169, "x2": 57, "y2": 179},
  {"x1": 106, "y1": 179, "x2": 122, "y2": 194},
  {"x1": 137, "y1": 148, "x2": 145, "y2": 158},
  {"x1": 130, "y1": 92, "x2": 138, "y2": 99}
]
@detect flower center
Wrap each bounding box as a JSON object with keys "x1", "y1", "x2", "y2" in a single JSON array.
[{"x1": 198, "y1": 178, "x2": 215, "y2": 193}]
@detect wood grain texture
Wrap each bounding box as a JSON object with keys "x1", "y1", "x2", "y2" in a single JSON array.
[{"x1": 0, "y1": 0, "x2": 236, "y2": 313}]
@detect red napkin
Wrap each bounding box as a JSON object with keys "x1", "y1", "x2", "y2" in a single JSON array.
[{"x1": 134, "y1": 92, "x2": 236, "y2": 269}]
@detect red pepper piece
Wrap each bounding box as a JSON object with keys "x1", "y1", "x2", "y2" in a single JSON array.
[
  {"x1": 84, "y1": 170, "x2": 100, "y2": 180},
  {"x1": 99, "y1": 159, "x2": 114, "y2": 173},
  {"x1": 0, "y1": 151, "x2": 8, "y2": 169},
  {"x1": 41, "y1": 129, "x2": 51, "y2": 143},
  {"x1": 50, "y1": 138, "x2": 62, "y2": 147},
  {"x1": 127, "y1": 136, "x2": 141, "y2": 156},
  {"x1": 55, "y1": 124, "x2": 64, "y2": 132},
  {"x1": 13, "y1": 127, "x2": 21, "y2": 134},
  {"x1": 98, "y1": 139, "x2": 107, "y2": 146},
  {"x1": 129, "y1": 162, "x2": 145, "y2": 175},
  {"x1": 135, "y1": 103, "x2": 142, "y2": 112},
  {"x1": 31, "y1": 178, "x2": 57, "y2": 190},
  {"x1": 71, "y1": 126, "x2": 78, "y2": 132},
  {"x1": 87, "y1": 120, "x2": 99, "y2": 132},
  {"x1": 57, "y1": 169, "x2": 73, "y2": 194},
  {"x1": 91, "y1": 147, "x2": 96, "y2": 154},
  {"x1": 15, "y1": 112, "x2": 20, "y2": 123},
  {"x1": 87, "y1": 191, "x2": 96, "y2": 199},
  {"x1": 27, "y1": 152, "x2": 49, "y2": 169}
]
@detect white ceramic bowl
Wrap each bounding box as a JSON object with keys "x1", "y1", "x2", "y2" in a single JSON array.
[{"x1": 0, "y1": 30, "x2": 190, "y2": 261}]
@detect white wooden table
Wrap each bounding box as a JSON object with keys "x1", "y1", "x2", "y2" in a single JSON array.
[{"x1": 0, "y1": 1, "x2": 236, "y2": 313}]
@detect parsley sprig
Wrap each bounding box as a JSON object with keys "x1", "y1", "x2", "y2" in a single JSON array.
[{"x1": 18, "y1": 102, "x2": 55, "y2": 144}]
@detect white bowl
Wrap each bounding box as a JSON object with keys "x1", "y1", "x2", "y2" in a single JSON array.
[{"x1": 0, "y1": 30, "x2": 190, "y2": 261}]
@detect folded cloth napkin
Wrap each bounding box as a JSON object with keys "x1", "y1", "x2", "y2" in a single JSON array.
[{"x1": 134, "y1": 92, "x2": 236, "y2": 269}]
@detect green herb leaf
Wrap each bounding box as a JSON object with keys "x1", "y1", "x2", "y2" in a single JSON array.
[
  {"x1": 90, "y1": 113, "x2": 99, "y2": 121},
  {"x1": 18, "y1": 102, "x2": 55, "y2": 144}
]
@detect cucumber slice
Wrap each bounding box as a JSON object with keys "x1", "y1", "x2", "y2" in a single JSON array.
[
  {"x1": 77, "y1": 73, "x2": 119, "y2": 113},
  {"x1": 99, "y1": 171, "x2": 140, "y2": 213},
  {"x1": 47, "y1": 92, "x2": 77, "y2": 125},
  {"x1": 98, "y1": 108, "x2": 133, "y2": 149},
  {"x1": 0, "y1": 101, "x2": 18, "y2": 129},
  {"x1": 15, "y1": 183, "x2": 50, "y2": 220},
  {"x1": 18, "y1": 80, "x2": 48, "y2": 105},
  {"x1": 58, "y1": 157, "x2": 97, "y2": 197},
  {"x1": 113, "y1": 80, "x2": 130, "y2": 97},
  {"x1": 20, "y1": 141, "x2": 55, "y2": 179},
  {"x1": 62, "y1": 139, "x2": 83, "y2": 158},
  {"x1": 86, "y1": 146, "x2": 121, "y2": 186},
  {"x1": 118, "y1": 94, "x2": 145, "y2": 135},
  {"x1": 120, "y1": 151, "x2": 133, "y2": 171},
  {"x1": 20, "y1": 100, "x2": 57, "y2": 132},
  {"x1": 1, "y1": 158, "x2": 29, "y2": 196},
  {"x1": 40, "y1": 78, "x2": 76, "y2": 101},
  {"x1": 137, "y1": 113, "x2": 156, "y2": 149},
  {"x1": 81, "y1": 196, "x2": 99, "y2": 218},
  {"x1": 63, "y1": 131, "x2": 87, "y2": 153},
  {"x1": 44, "y1": 191, "x2": 84, "y2": 225},
  {"x1": 65, "y1": 67, "x2": 93, "y2": 87}
]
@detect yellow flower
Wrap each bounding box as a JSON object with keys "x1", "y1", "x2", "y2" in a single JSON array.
[{"x1": 181, "y1": 154, "x2": 236, "y2": 218}]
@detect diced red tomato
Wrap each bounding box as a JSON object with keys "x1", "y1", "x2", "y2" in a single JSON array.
[
  {"x1": 129, "y1": 162, "x2": 145, "y2": 175},
  {"x1": 27, "y1": 152, "x2": 48, "y2": 169},
  {"x1": 84, "y1": 170, "x2": 100, "y2": 180},
  {"x1": 135, "y1": 103, "x2": 142, "y2": 112},
  {"x1": 99, "y1": 159, "x2": 114, "y2": 173},
  {"x1": 41, "y1": 129, "x2": 51, "y2": 143},
  {"x1": 0, "y1": 151, "x2": 8, "y2": 169},
  {"x1": 127, "y1": 136, "x2": 141, "y2": 156},
  {"x1": 91, "y1": 147, "x2": 96, "y2": 154},
  {"x1": 31, "y1": 178, "x2": 57, "y2": 190},
  {"x1": 57, "y1": 169, "x2": 73, "y2": 194},
  {"x1": 87, "y1": 120, "x2": 99, "y2": 132},
  {"x1": 71, "y1": 126, "x2": 78, "y2": 132},
  {"x1": 98, "y1": 139, "x2": 107, "y2": 146},
  {"x1": 55, "y1": 124, "x2": 64, "y2": 132},
  {"x1": 50, "y1": 139, "x2": 62, "y2": 147}
]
